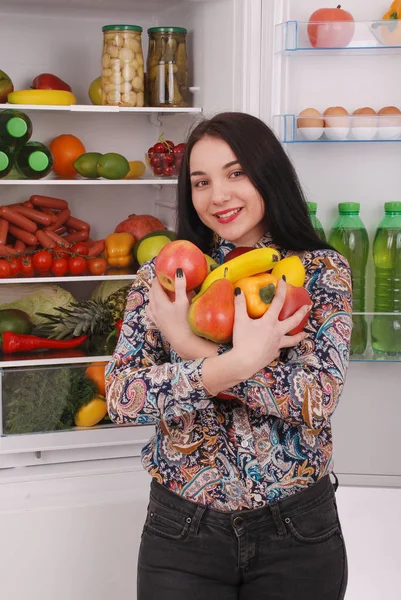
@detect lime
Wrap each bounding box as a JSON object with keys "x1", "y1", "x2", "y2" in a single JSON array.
[
  {"x1": 97, "y1": 153, "x2": 130, "y2": 179},
  {"x1": 133, "y1": 229, "x2": 176, "y2": 258},
  {"x1": 74, "y1": 152, "x2": 103, "y2": 178},
  {"x1": 137, "y1": 235, "x2": 171, "y2": 266}
]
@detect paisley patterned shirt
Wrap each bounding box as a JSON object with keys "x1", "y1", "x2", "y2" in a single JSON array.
[{"x1": 106, "y1": 233, "x2": 352, "y2": 510}]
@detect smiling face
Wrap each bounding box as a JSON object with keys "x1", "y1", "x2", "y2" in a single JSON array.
[{"x1": 189, "y1": 136, "x2": 266, "y2": 247}]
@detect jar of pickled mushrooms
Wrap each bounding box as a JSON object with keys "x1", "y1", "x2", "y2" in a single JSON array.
[
  {"x1": 146, "y1": 27, "x2": 188, "y2": 107},
  {"x1": 101, "y1": 24, "x2": 145, "y2": 107}
]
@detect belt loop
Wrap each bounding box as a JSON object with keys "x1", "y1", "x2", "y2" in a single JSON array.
[
  {"x1": 189, "y1": 504, "x2": 206, "y2": 536},
  {"x1": 270, "y1": 503, "x2": 287, "y2": 538},
  {"x1": 331, "y1": 472, "x2": 339, "y2": 493}
]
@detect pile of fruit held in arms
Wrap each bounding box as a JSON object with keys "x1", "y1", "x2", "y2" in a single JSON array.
[{"x1": 154, "y1": 240, "x2": 312, "y2": 344}]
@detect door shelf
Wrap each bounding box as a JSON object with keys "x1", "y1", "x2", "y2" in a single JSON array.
[
  {"x1": 273, "y1": 114, "x2": 401, "y2": 143},
  {"x1": 349, "y1": 312, "x2": 401, "y2": 363},
  {"x1": 276, "y1": 20, "x2": 401, "y2": 55}
]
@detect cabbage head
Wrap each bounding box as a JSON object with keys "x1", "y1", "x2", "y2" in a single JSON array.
[{"x1": 0, "y1": 284, "x2": 75, "y2": 325}]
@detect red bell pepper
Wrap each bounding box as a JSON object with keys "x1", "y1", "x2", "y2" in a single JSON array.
[{"x1": 32, "y1": 73, "x2": 72, "y2": 92}]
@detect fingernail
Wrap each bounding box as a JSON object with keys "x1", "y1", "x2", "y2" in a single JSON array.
[
  {"x1": 281, "y1": 275, "x2": 286, "y2": 282},
  {"x1": 176, "y1": 268, "x2": 183, "y2": 278},
  {"x1": 234, "y1": 287, "x2": 241, "y2": 296},
  {"x1": 304, "y1": 304, "x2": 312, "y2": 314}
]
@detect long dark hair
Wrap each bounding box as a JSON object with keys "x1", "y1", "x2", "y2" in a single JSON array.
[{"x1": 176, "y1": 112, "x2": 331, "y2": 253}]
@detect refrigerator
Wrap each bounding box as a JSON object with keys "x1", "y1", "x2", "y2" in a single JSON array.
[{"x1": 0, "y1": 0, "x2": 400, "y2": 598}]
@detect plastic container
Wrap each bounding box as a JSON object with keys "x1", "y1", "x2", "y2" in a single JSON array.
[
  {"x1": 0, "y1": 145, "x2": 14, "y2": 178},
  {"x1": 0, "y1": 109, "x2": 32, "y2": 149},
  {"x1": 329, "y1": 202, "x2": 369, "y2": 355},
  {"x1": 146, "y1": 26, "x2": 188, "y2": 107},
  {"x1": 13, "y1": 141, "x2": 53, "y2": 179},
  {"x1": 306, "y1": 201, "x2": 326, "y2": 241},
  {"x1": 101, "y1": 24, "x2": 145, "y2": 107},
  {"x1": 371, "y1": 202, "x2": 401, "y2": 355}
]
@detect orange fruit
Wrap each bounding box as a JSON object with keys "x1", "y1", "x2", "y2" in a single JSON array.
[
  {"x1": 85, "y1": 363, "x2": 106, "y2": 396},
  {"x1": 49, "y1": 134, "x2": 86, "y2": 178}
]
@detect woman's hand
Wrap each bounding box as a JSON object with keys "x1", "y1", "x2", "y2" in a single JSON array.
[
  {"x1": 147, "y1": 269, "x2": 219, "y2": 360},
  {"x1": 230, "y1": 277, "x2": 310, "y2": 380}
]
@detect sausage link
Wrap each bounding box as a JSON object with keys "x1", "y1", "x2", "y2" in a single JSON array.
[
  {"x1": 64, "y1": 230, "x2": 89, "y2": 243},
  {"x1": 0, "y1": 218, "x2": 9, "y2": 245},
  {"x1": 66, "y1": 216, "x2": 90, "y2": 232},
  {"x1": 22, "y1": 201, "x2": 34, "y2": 208},
  {"x1": 45, "y1": 230, "x2": 71, "y2": 248},
  {"x1": 8, "y1": 225, "x2": 38, "y2": 246},
  {"x1": 13, "y1": 205, "x2": 55, "y2": 226},
  {"x1": 1, "y1": 206, "x2": 38, "y2": 233},
  {"x1": 14, "y1": 240, "x2": 26, "y2": 252},
  {"x1": 36, "y1": 229, "x2": 56, "y2": 248},
  {"x1": 30, "y1": 195, "x2": 69, "y2": 210},
  {"x1": 54, "y1": 226, "x2": 67, "y2": 236},
  {"x1": 87, "y1": 240, "x2": 105, "y2": 257},
  {"x1": 44, "y1": 208, "x2": 71, "y2": 231}
]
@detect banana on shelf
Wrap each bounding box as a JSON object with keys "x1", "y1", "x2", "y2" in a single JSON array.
[{"x1": 7, "y1": 89, "x2": 77, "y2": 106}]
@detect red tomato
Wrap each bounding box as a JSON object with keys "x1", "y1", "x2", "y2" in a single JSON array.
[
  {"x1": 162, "y1": 154, "x2": 174, "y2": 166},
  {"x1": 20, "y1": 255, "x2": 34, "y2": 276},
  {"x1": 153, "y1": 167, "x2": 163, "y2": 176},
  {"x1": 147, "y1": 146, "x2": 155, "y2": 156},
  {"x1": 88, "y1": 257, "x2": 108, "y2": 275},
  {"x1": 153, "y1": 142, "x2": 166, "y2": 153},
  {"x1": 173, "y1": 143, "x2": 186, "y2": 155},
  {"x1": 8, "y1": 257, "x2": 21, "y2": 277},
  {"x1": 51, "y1": 257, "x2": 69, "y2": 276},
  {"x1": 0, "y1": 259, "x2": 11, "y2": 278},
  {"x1": 70, "y1": 242, "x2": 89, "y2": 255},
  {"x1": 32, "y1": 250, "x2": 53, "y2": 273},
  {"x1": 162, "y1": 166, "x2": 173, "y2": 176},
  {"x1": 53, "y1": 246, "x2": 69, "y2": 260},
  {"x1": 150, "y1": 155, "x2": 161, "y2": 167},
  {"x1": 278, "y1": 284, "x2": 312, "y2": 335},
  {"x1": 68, "y1": 256, "x2": 87, "y2": 275}
]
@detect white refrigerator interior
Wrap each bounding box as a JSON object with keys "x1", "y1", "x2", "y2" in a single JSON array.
[{"x1": 0, "y1": 0, "x2": 400, "y2": 599}]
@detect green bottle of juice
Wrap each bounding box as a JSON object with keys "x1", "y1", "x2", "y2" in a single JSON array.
[
  {"x1": 13, "y1": 141, "x2": 53, "y2": 179},
  {"x1": 329, "y1": 202, "x2": 369, "y2": 355},
  {"x1": 306, "y1": 202, "x2": 326, "y2": 241},
  {"x1": 371, "y1": 202, "x2": 401, "y2": 355},
  {"x1": 0, "y1": 146, "x2": 14, "y2": 178},
  {"x1": 0, "y1": 109, "x2": 33, "y2": 149}
]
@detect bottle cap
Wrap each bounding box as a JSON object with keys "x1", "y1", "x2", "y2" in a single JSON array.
[
  {"x1": 0, "y1": 151, "x2": 9, "y2": 171},
  {"x1": 102, "y1": 24, "x2": 143, "y2": 32},
  {"x1": 306, "y1": 201, "x2": 317, "y2": 214},
  {"x1": 147, "y1": 27, "x2": 187, "y2": 34},
  {"x1": 384, "y1": 202, "x2": 401, "y2": 213},
  {"x1": 338, "y1": 202, "x2": 360, "y2": 213},
  {"x1": 7, "y1": 117, "x2": 28, "y2": 139},
  {"x1": 28, "y1": 151, "x2": 49, "y2": 172}
]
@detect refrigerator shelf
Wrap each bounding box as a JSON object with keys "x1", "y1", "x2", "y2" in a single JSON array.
[
  {"x1": 4, "y1": 104, "x2": 203, "y2": 115},
  {"x1": 274, "y1": 114, "x2": 401, "y2": 143},
  {"x1": 276, "y1": 20, "x2": 401, "y2": 55},
  {"x1": 0, "y1": 353, "x2": 111, "y2": 369},
  {"x1": 0, "y1": 177, "x2": 178, "y2": 185},
  {"x1": 0, "y1": 272, "x2": 136, "y2": 284}
]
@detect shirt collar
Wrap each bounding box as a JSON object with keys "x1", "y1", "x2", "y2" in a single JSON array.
[{"x1": 211, "y1": 232, "x2": 274, "y2": 263}]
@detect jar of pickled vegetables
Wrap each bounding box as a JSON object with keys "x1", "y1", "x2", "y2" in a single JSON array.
[
  {"x1": 146, "y1": 27, "x2": 188, "y2": 107},
  {"x1": 101, "y1": 24, "x2": 145, "y2": 107}
]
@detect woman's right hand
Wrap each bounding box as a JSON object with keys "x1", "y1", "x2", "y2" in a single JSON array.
[{"x1": 230, "y1": 278, "x2": 311, "y2": 380}]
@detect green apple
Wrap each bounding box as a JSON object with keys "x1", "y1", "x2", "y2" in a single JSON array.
[
  {"x1": 133, "y1": 229, "x2": 176, "y2": 259},
  {"x1": 204, "y1": 253, "x2": 218, "y2": 273},
  {"x1": 137, "y1": 235, "x2": 171, "y2": 266},
  {"x1": 0, "y1": 70, "x2": 14, "y2": 103},
  {"x1": 88, "y1": 76, "x2": 102, "y2": 105}
]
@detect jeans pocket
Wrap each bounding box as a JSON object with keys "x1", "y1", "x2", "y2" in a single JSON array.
[
  {"x1": 144, "y1": 497, "x2": 192, "y2": 541},
  {"x1": 284, "y1": 492, "x2": 341, "y2": 545}
]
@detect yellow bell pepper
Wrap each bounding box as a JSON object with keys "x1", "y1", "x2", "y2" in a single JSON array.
[
  {"x1": 74, "y1": 394, "x2": 108, "y2": 427},
  {"x1": 236, "y1": 273, "x2": 278, "y2": 318},
  {"x1": 104, "y1": 232, "x2": 135, "y2": 267},
  {"x1": 271, "y1": 255, "x2": 305, "y2": 287}
]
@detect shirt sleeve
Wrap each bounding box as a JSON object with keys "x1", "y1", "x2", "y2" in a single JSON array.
[
  {"x1": 217, "y1": 250, "x2": 353, "y2": 433},
  {"x1": 105, "y1": 262, "x2": 213, "y2": 427}
]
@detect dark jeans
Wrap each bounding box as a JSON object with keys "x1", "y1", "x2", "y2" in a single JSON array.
[{"x1": 137, "y1": 475, "x2": 348, "y2": 600}]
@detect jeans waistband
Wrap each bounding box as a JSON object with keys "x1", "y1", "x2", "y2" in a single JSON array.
[{"x1": 150, "y1": 475, "x2": 336, "y2": 531}]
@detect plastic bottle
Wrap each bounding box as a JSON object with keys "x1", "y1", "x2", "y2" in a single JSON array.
[
  {"x1": 329, "y1": 202, "x2": 369, "y2": 355},
  {"x1": 0, "y1": 146, "x2": 14, "y2": 178},
  {"x1": 306, "y1": 201, "x2": 326, "y2": 241},
  {"x1": 13, "y1": 141, "x2": 53, "y2": 179},
  {"x1": 0, "y1": 109, "x2": 33, "y2": 149},
  {"x1": 371, "y1": 202, "x2": 401, "y2": 355}
]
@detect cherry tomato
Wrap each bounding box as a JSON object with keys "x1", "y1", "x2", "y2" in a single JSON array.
[
  {"x1": 164, "y1": 140, "x2": 175, "y2": 151},
  {"x1": 162, "y1": 153, "x2": 174, "y2": 166},
  {"x1": 68, "y1": 256, "x2": 87, "y2": 275},
  {"x1": 88, "y1": 257, "x2": 108, "y2": 275},
  {"x1": 153, "y1": 167, "x2": 163, "y2": 176},
  {"x1": 173, "y1": 143, "x2": 186, "y2": 155},
  {"x1": 147, "y1": 146, "x2": 155, "y2": 156},
  {"x1": 163, "y1": 166, "x2": 174, "y2": 177},
  {"x1": 8, "y1": 257, "x2": 21, "y2": 277},
  {"x1": 32, "y1": 250, "x2": 53, "y2": 273},
  {"x1": 53, "y1": 245, "x2": 69, "y2": 260},
  {"x1": 70, "y1": 242, "x2": 89, "y2": 256},
  {"x1": 150, "y1": 155, "x2": 161, "y2": 168},
  {"x1": 153, "y1": 142, "x2": 166, "y2": 153},
  {"x1": 20, "y1": 255, "x2": 34, "y2": 276},
  {"x1": 51, "y1": 257, "x2": 69, "y2": 276},
  {"x1": 0, "y1": 259, "x2": 11, "y2": 278}
]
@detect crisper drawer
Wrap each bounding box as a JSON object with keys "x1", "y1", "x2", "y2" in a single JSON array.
[{"x1": 0, "y1": 362, "x2": 154, "y2": 462}]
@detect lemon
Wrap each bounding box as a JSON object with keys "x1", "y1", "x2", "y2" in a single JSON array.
[
  {"x1": 137, "y1": 235, "x2": 171, "y2": 266},
  {"x1": 97, "y1": 152, "x2": 130, "y2": 179},
  {"x1": 124, "y1": 160, "x2": 146, "y2": 179},
  {"x1": 74, "y1": 152, "x2": 103, "y2": 178},
  {"x1": 271, "y1": 255, "x2": 306, "y2": 287}
]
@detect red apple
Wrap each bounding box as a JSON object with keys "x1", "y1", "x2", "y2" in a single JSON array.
[
  {"x1": 307, "y1": 5, "x2": 355, "y2": 49},
  {"x1": 155, "y1": 239, "x2": 208, "y2": 292},
  {"x1": 0, "y1": 70, "x2": 14, "y2": 103},
  {"x1": 223, "y1": 246, "x2": 253, "y2": 262}
]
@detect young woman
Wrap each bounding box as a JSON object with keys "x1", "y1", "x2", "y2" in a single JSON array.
[{"x1": 106, "y1": 112, "x2": 352, "y2": 600}]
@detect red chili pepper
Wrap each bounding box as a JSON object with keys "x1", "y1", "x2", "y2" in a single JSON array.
[
  {"x1": 0, "y1": 332, "x2": 88, "y2": 354},
  {"x1": 115, "y1": 319, "x2": 123, "y2": 333}
]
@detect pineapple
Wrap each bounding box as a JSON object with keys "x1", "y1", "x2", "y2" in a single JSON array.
[{"x1": 35, "y1": 285, "x2": 130, "y2": 340}]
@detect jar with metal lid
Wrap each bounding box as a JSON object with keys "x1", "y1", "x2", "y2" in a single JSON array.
[
  {"x1": 146, "y1": 27, "x2": 188, "y2": 107},
  {"x1": 101, "y1": 24, "x2": 145, "y2": 107}
]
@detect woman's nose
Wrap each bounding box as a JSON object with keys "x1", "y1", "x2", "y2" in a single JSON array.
[{"x1": 210, "y1": 182, "x2": 231, "y2": 205}]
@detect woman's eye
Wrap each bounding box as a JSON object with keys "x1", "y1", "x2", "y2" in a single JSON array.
[
  {"x1": 193, "y1": 179, "x2": 208, "y2": 188},
  {"x1": 230, "y1": 170, "x2": 244, "y2": 178}
]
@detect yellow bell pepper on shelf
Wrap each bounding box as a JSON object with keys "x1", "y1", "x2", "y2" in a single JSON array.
[
  {"x1": 235, "y1": 273, "x2": 278, "y2": 318},
  {"x1": 104, "y1": 232, "x2": 135, "y2": 267},
  {"x1": 74, "y1": 394, "x2": 108, "y2": 427}
]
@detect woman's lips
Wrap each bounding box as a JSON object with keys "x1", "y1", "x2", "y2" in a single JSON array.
[{"x1": 214, "y1": 207, "x2": 242, "y2": 224}]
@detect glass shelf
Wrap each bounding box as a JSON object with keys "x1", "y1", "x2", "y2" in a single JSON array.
[
  {"x1": 0, "y1": 176, "x2": 178, "y2": 185},
  {"x1": 276, "y1": 20, "x2": 401, "y2": 55},
  {"x1": 0, "y1": 271, "x2": 135, "y2": 284},
  {"x1": 4, "y1": 104, "x2": 203, "y2": 114},
  {"x1": 349, "y1": 312, "x2": 401, "y2": 363},
  {"x1": 273, "y1": 114, "x2": 401, "y2": 143}
]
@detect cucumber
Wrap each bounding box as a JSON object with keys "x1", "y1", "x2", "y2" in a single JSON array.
[{"x1": 0, "y1": 309, "x2": 33, "y2": 335}]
